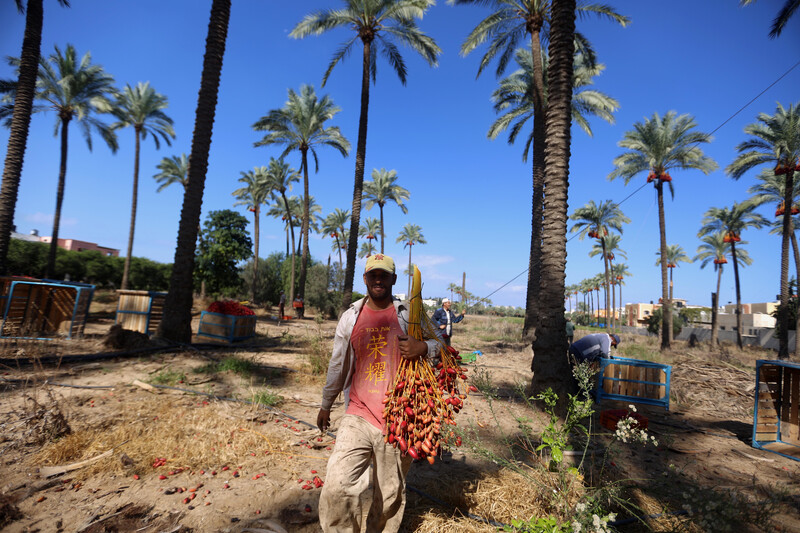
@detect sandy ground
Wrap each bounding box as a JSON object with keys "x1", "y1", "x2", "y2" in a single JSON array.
[{"x1": 1, "y1": 308, "x2": 799, "y2": 532}]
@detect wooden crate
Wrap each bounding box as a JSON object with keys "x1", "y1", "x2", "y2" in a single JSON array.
[
  {"x1": 597, "y1": 356, "x2": 671, "y2": 410},
  {"x1": 197, "y1": 311, "x2": 256, "y2": 342},
  {"x1": 753, "y1": 360, "x2": 800, "y2": 462},
  {"x1": 0, "y1": 278, "x2": 94, "y2": 339},
  {"x1": 115, "y1": 290, "x2": 166, "y2": 335}
]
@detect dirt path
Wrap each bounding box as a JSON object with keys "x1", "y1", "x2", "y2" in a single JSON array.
[{"x1": 1, "y1": 313, "x2": 799, "y2": 532}]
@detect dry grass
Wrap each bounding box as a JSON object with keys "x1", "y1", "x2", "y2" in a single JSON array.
[
  {"x1": 32, "y1": 392, "x2": 320, "y2": 480},
  {"x1": 406, "y1": 466, "x2": 584, "y2": 532}
]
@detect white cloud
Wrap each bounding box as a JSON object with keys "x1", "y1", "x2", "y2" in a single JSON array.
[{"x1": 24, "y1": 212, "x2": 77, "y2": 228}]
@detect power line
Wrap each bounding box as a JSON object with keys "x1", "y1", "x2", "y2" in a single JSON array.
[{"x1": 473, "y1": 57, "x2": 800, "y2": 307}]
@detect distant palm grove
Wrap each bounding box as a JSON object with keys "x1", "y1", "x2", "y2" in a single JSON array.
[{"x1": 1, "y1": 0, "x2": 798, "y2": 400}]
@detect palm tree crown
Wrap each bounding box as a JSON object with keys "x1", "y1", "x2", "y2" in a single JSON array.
[
  {"x1": 111, "y1": 82, "x2": 174, "y2": 148},
  {"x1": 290, "y1": 0, "x2": 441, "y2": 87},
  {"x1": 655, "y1": 244, "x2": 692, "y2": 268},
  {"x1": 154, "y1": 154, "x2": 189, "y2": 192},
  {"x1": 489, "y1": 47, "x2": 618, "y2": 160},
  {"x1": 609, "y1": 111, "x2": 718, "y2": 188},
  {"x1": 451, "y1": 0, "x2": 628, "y2": 78}
]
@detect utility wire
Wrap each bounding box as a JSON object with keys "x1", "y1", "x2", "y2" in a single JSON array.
[{"x1": 474, "y1": 58, "x2": 800, "y2": 307}]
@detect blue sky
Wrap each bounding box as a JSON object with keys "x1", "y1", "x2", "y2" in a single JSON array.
[{"x1": 1, "y1": 1, "x2": 799, "y2": 308}]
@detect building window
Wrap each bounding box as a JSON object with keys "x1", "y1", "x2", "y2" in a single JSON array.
[{"x1": 644, "y1": 310, "x2": 650, "y2": 315}]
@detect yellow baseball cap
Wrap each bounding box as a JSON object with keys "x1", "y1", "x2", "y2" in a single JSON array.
[{"x1": 365, "y1": 253, "x2": 395, "y2": 274}]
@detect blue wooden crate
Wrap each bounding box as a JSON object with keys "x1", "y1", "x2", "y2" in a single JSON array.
[
  {"x1": 753, "y1": 360, "x2": 800, "y2": 462},
  {"x1": 197, "y1": 311, "x2": 256, "y2": 342},
  {"x1": 596, "y1": 356, "x2": 672, "y2": 410},
  {"x1": 0, "y1": 278, "x2": 94, "y2": 340}
]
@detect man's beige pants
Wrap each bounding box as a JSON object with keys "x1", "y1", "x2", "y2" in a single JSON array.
[{"x1": 319, "y1": 414, "x2": 412, "y2": 533}]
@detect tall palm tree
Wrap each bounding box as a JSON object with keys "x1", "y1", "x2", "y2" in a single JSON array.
[
  {"x1": 589, "y1": 233, "x2": 626, "y2": 330},
  {"x1": 9, "y1": 44, "x2": 119, "y2": 278},
  {"x1": 359, "y1": 216, "x2": 381, "y2": 248},
  {"x1": 111, "y1": 81, "x2": 175, "y2": 290},
  {"x1": 232, "y1": 166, "x2": 270, "y2": 302},
  {"x1": 291, "y1": 1, "x2": 440, "y2": 311},
  {"x1": 0, "y1": 0, "x2": 69, "y2": 275},
  {"x1": 570, "y1": 199, "x2": 629, "y2": 331},
  {"x1": 609, "y1": 111, "x2": 717, "y2": 350},
  {"x1": 154, "y1": 153, "x2": 189, "y2": 192},
  {"x1": 358, "y1": 240, "x2": 377, "y2": 258},
  {"x1": 264, "y1": 157, "x2": 300, "y2": 304},
  {"x1": 396, "y1": 223, "x2": 426, "y2": 297},
  {"x1": 728, "y1": 102, "x2": 800, "y2": 359},
  {"x1": 158, "y1": 0, "x2": 230, "y2": 343},
  {"x1": 768, "y1": 217, "x2": 800, "y2": 354},
  {"x1": 610, "y1": 262, "x2": 631, "y2": 325},
  {"x1": 266, "y1": 196, "x2": 300, "y2": 257},
  {"x1": 253, "y1": 85, "x2": 349, "y2": 318},
  {"x1": 322, "y1": 207, "x2": 350, "y2": 286},
  {"x1": 740, "y1": 0, "x2": 799, "y2": 38},
  {"x1": 694, "y1": 232, "x2": 747, "y2": 348},
  {"x1": 698, "y1": 202, "x2": 766, "y2": 349},
  {"x1": 655, "y1": 244, "x2": 692, "y2": 340},
  {"x1": 530, "y1": 0, "x2": 579, "y2": 401},
  {"x1": 453, "y1": 0, "x2": 628, "y2": 343},
  {"x1": 362, "y1": 168, "x2": 410, "y2": 253},
  {"x1": 447, "y1": 282, "x2": 460, "y2": 303}
]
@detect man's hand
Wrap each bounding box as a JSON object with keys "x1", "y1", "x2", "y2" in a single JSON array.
[
  {"x1": 439, "y1": 324, "x2": 446, "y2": 329},
  {"x1": 398, "y1": 335, "x2": 427, "y2": 361},
  {"x1": 460, "y1": 310, "x2": 466, "y2": 316},
  {"x1": 317, "y1": 408, "x2": 331, "y2": 433}
]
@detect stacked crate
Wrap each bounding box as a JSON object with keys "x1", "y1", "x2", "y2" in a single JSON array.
[
  {"x1": 115, "y1": 290, "x2": 166, "y2": 335},
  {"x1": 0, "y1": 277, "x2": 94, "y2": 339},
  {"x1": 753, "y1": 360, "x2": 800, "y2": 462},
  {"x1": 597, "y1": 356, "x2": 672, "y2": 410}
]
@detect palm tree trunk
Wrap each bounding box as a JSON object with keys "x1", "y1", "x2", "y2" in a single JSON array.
[
  {"x1": 407, "y1": 244, "x2": 413, "y2": 297},
  {"x1": 531, "y1": 0, "x2": 575, "y2": 407},
  {"x1": 610, "y1": 264, "x2": 616, "y2": 330},
  {"x1": 379, "y1": 203, "x2": 385, "y2": 254},
  {"x1": 711, "y1": 265, "x2": 721, "y2": 348},
  {"x1": 342, "y1": 38, "x2": 372, "y2": 311},
  {"x1": 282, "y1": 193, "x2": 296, "y2": 305},
  {"x1": 619, "y1": 282, "x2": 623, "y2": 326},
  {"x1": 602, "y1": 240, "x2": 610, "y2": 331},
  {"x1": 656, "y1": 183, "x2": 671, "y2": 349},
  {"x1": 778, "y1": 171, "x2": 794, "y2": 359},
  {"x1": 121, "y1": 128, "x2": 141, "y2": 290},
  {"x1": 252, "y1": 205, "x2": 259, "y2": 302},
  {"x1": 46, "y1": 115, "x2": 71, "y2": 279},
  {"x1": 157, "y1": 0, "x2": 230, "y2": 343},
  {"x1": 0, "y1": 0, "x2": 43, "y2": 275},
  {"x1": 731, "y1": 241, "x2": 744, "y2": 349},
  {"x1": 791, "y1": 228, "x2": 800, "y2": 356},
  {"x1": 336, "y1": 235, "x2": 344, "y2": 290},
  {"x1": 522, "y1": 29, "x2": 547, "y2": 343},
  {"x1": 296, "y1": 150, "x2": 310, "y2": 319}
]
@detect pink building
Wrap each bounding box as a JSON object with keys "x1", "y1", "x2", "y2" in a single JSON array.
[{"x1": 39, "y1": 236, "x2": 119, "y2": 257}]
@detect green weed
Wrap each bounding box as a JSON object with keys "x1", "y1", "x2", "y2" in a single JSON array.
[
  {"x1": 251, "y1": 389, "x2": 284, "y2": 407},
  {"x1": 150, "y1": 368, "x2": 186, "y2": 386}
]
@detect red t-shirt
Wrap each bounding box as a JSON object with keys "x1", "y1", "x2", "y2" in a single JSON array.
[{"x1": 346, "y1": 303, "x2": 404, "y2": 430}]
